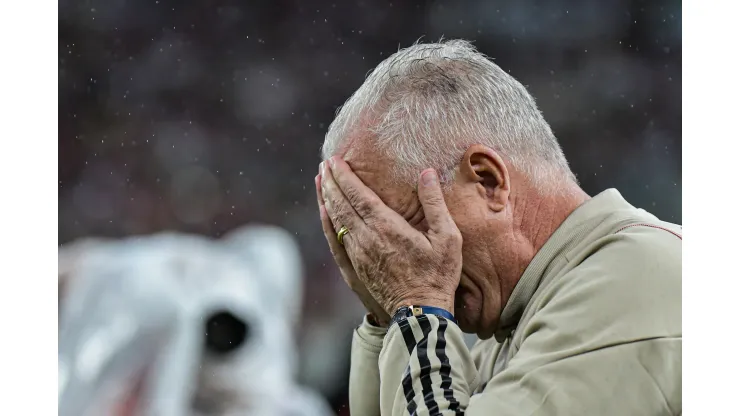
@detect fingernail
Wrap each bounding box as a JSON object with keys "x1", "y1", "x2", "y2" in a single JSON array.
[
  {"x1": 422, "y1": 170, "x2": 437, "y2": 186},
  {"x1": 328, "y1": 157, "x2": 336, "y2": 169}
]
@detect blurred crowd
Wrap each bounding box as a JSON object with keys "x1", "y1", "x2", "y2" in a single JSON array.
[{"x1": 59, "y1": 0, "x2": 681, "y2": 412}]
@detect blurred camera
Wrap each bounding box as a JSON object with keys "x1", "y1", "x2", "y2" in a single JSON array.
[
  {"x1": 58, "y1": 225, "x2": 331, "y2": 416},
  {"x1": 204, "y1": 310, "x2": 250, "y2": 355}
]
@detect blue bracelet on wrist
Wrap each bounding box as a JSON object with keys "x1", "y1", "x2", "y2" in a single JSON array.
[{"x1": 390, "y1": 305, "x2": 457, "y2": 328}]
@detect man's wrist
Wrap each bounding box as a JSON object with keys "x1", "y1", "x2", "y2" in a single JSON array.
[
  {"x1": 392, "y1": 297, "x2": 455, "y2": 316},
  {"x1": 390, "y1": 303, "x2": 457, "y2": 327}
]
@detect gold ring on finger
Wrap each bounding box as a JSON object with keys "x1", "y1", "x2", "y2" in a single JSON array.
[{"x1": 337, "y1": 225, "x2": 350, "y2": 246}]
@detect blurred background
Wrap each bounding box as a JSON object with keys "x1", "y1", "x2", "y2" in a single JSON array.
[{"x1": 58, "y1": 0, "x2": 681, "y2": 413}]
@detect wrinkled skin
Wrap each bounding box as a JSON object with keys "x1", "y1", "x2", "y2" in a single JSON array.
[
  {"x1": 315, "y1": 174, "x2": 391, "y2": 325},
  {"x1": 318, "y1": 157, "x2": 463, "y2": 316},
  {"x1": 317, "y1": 142, "x2": 590, "y2": 339}
]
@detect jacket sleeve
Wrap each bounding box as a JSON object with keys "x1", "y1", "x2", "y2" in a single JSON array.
[
  {"x1": 349, "y1": 314, "x2": 388, "y2": 416},
  {"x1": 378, "y1": 315, "x2": 479, "y2": 416},
  {"x1": 377, "y1": 227, "x2": 681, "y2": 416},
  {"x1": 377, "y1": 312, "x2": 680, "y2": 416}
]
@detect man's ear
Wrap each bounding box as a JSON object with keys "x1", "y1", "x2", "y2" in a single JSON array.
[
  {"x1": 221, "y1": 224, "x2": 304, "y2": 323},
  {"x1": 457, "y1": 144, "x2": 511, "y2": 212}
]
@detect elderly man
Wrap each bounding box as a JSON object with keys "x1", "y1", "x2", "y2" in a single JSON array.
[{"x1": 315, "y1": 40, "x2": 681, "y2": 415}]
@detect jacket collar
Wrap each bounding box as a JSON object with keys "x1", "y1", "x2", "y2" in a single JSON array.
[{"x1": 493, "y1": 189, "x2": 633, "y2": 342}]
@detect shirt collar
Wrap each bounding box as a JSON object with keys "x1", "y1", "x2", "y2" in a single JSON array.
[{"x1": 493, "y1": 188, "x2": 632, "y2": 342}]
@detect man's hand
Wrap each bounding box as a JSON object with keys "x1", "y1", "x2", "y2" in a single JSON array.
[
  {"x1": 319, "y1": 157, "x2": 463, "y2": 316},
  {"x1": 315, "y1": 173, "x2": 391, "y2": 325}
]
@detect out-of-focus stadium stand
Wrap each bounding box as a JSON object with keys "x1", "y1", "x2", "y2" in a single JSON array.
[{"x1": 59, "y1": 0, "x2": 681, "y2": 413}]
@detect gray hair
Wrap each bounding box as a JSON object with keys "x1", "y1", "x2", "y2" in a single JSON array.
[{"x1": 321, "y1": 39, "x2": 576, "y2": 187}]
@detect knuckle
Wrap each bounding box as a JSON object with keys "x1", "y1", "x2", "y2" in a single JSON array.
[
  {"x1": 427, "y1": 193, "x2": 444, "y2": 206},
  {"x1": 370, "y1": 215, "x2": 385, "y2": 229},
  {"x1": 333, "y1": 204, "x2": 349, "y2": 223},
  {"x1": 367, "y1": 215, "x2": 388, "y2": 233},
  {"x1": 344, "y1": 186, "x2": 362, "y2": 206},
  {"x1": 353, "y1": 196, "x2": 376, "y2": 217},
  {"x1": 446, "y1": 229, "x2": 463, "y2": 247},
  {"x1": 357, "y1": 201, "x2": 374, "y2": 218}
]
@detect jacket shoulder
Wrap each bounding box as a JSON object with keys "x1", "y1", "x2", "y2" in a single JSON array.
[{"x1": 544, "y1": 220, "x2": 682, "y2": 341}]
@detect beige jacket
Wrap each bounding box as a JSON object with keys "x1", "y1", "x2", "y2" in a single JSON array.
[{"x1": 349, "y1": 189, "x2": 682, "y2": 415}]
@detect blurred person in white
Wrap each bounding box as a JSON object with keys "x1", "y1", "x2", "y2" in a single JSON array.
[
  {"x1": 58, "y1": 225, "x2": 333, "y2": 416},
  {"x1": 317, "y1": 40, "x2": 681, "y2": 415}
]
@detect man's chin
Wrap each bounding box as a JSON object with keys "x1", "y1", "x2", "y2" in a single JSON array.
[
  {"x1": 454, "y1": 289, "x2": 498, "y2": 339},
  {"x1": 454, "y1": 312, "x2": 475, "y2": 333},
  {"x1": 455, "y1": 310, "x2": 496, "y2": 340},
  {"x1": 454, "y1": 291, "x2": 476, "y2": 333},
  {"x1": 454, "y1": 300, "x2": 482, "y2": 334}
]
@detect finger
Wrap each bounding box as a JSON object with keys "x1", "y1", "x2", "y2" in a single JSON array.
[
  {"x1": 315, "y1": 173, "x2": 327, "y2": 213},
  {"x1": 320, "y1": 202, "x2": 387, "y2": 323},
  {"x1": 321, "y1": 162, "x2": 367, "y2": 244},
  {"x1": 319, "y1": 202, "x2": 352, "y2": 258},
  {"x1": 417, "y1": 169, "x2": 456, "y2": 233},
  {"x1": 327, "y1": 157, "x2": 387, "y2": 220},
  {"x1": 317, "y1": 173, "x2": 352, "y2": 257},
  {"x1": 317, "y1": 172, "x2": 348, "y2": 248}
]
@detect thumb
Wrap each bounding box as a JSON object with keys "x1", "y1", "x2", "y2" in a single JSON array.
[{"x1": 417, "y1": 169, "x2": 455, "y2": 233}]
